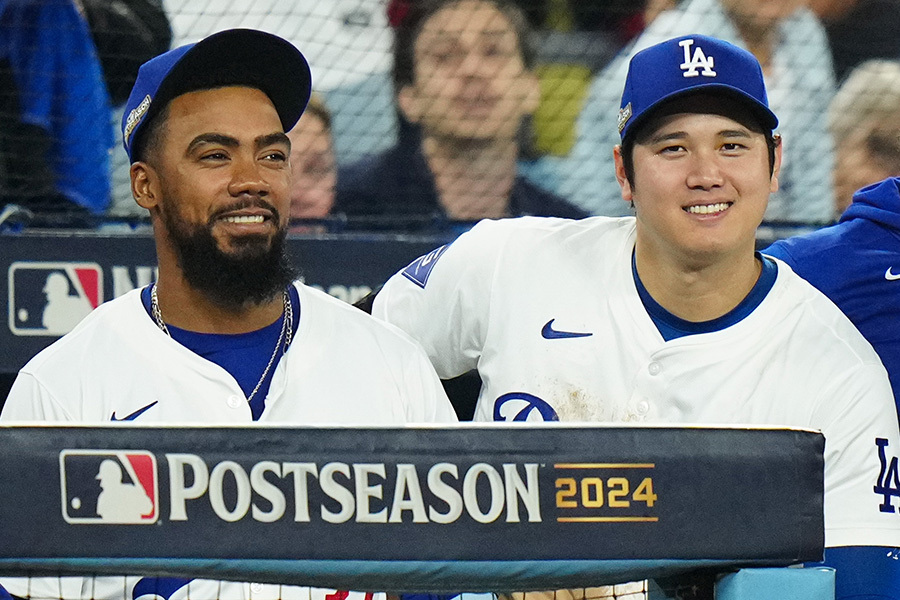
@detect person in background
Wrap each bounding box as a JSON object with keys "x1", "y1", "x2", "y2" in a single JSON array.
[
  {"x1": 807, "y1": 0, "x2": 900, "y2": 82},
  {"x1": 558, "y1": 0, "x2": 836, "y2": 224},
  {"x1": 286, "y1": 92, "x2": 337, "y2": 225},
  {"x1": 0, "y1": 0, "x2": 113, "y2": 225},
  {"x1": 80, "y1": 0, "x2": 173, "y2": 219},
  {"x1": 336, "y1": 0, "x2": 587, "y2": 233},
  {"x1": 827, "y1": 59, "x2": 900, "y2": 217},
  {"x1": 79, "y1": 0, "x2": 172, "y2": 107}
]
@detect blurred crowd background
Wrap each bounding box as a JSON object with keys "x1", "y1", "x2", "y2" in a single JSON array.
[{"x1": 2, "y1": 0, "x2": 900, "y2": 233}]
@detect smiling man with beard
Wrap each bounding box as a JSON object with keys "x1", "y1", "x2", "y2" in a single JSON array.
[{"x1": 0, "y1": 28, "x2": 456, "y2": 600}]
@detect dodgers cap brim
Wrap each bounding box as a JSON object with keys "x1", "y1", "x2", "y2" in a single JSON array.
[
  {"x1": 617, "y1": 34, "x2": 778, "y2": 142},
  {"x1": 122, "y1": 28, "x2": 312, "y2": 162}
]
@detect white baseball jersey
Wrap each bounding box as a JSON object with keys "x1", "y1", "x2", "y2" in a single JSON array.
[
  {"x1": 1, "y1": 281, "x2": 456, "y2": 600},
  {"x1": 373, "y1": 216, "x2": 900, "y2": 549},
  {"x1": 3, "y1": 281, "x2": 456, "y2": 425}
]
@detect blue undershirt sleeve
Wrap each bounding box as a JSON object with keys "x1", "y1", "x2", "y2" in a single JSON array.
[{"x1": 817, "y1": 546, "x2": 900, "y2": 599}]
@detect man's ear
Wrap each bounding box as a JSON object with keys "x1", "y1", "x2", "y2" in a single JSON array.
[
  {"x1": 770, "y1": 133, "x2": 783, "y2": 194},
  {"x1": 613, "y1": 145, "x2": 634, "y2": 203},
  {"x1": 397, "y1": 84, "x2": 422, "y2": 124},
  {"x1": 131, "y1": 162, "x2": 159, "y2": 210}
]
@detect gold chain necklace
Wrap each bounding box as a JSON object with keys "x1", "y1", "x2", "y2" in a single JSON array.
[{"x1": 150, "y1": 284, "x2": 293, "y2": 404}]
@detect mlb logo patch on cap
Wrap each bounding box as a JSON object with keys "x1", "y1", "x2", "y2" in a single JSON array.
[{"x1": 617, "y1": 34, "x2": 778, "y2": 140}]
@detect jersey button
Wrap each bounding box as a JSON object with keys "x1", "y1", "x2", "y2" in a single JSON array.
[
  {"x1": 250, "y1": 583, "x2": 264, "y2": 594},
  {"x1": 226, "y1": 395, "x2": 242, "y2": 409},
  {"x1": 648, "y1": 362, "x2": 662, "y2": 376},
  {"x1": 637, "y1": 399, "x2": 650, "y2": 414}
]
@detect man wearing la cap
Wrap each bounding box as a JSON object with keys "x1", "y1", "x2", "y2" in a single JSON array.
[
  {"x1": 370, "y1": 34, "x2": 900, "y2": 598},
  {"x1": 0, "y1": 28, "x2": 456, "y2": 600}
]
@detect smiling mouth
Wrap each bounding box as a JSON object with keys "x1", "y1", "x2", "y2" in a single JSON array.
[
  {"x1": 684, "y1": 202, "x2": 732, "y2": 215},
  {"x1": 222, "y1": 215, "x2": 266, "y2": 224}
]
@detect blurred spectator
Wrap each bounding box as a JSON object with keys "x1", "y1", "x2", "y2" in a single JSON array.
[
  {"x1": 507, "y1": 0, "x2": 651, "y2": 157},
  {"x1": 807, "y1": 0, "x2": 900, "y2": 82},
  {"x1": 828, "y1": 59, "x2": 900, "y2": 217},
  {"x1": 79, "y1": 0, "x2": 172, "y2": 220},
  {"x1": 558, "y1": 0, "x2": 836, "y2": 224},
  {"x1": 286, "y1": 92, "x2": 337, "y2": 226},
  {"x1": 161, "y1": 0, "x2": 396, "y2": 168},
  {"x1": 79, "y1": 0, "x2": 172, "y2": 105},
  {"x1": 336, "y1": 0, "x2": 587, "y2": 233},
  {"x1": 0, "y1": 0, "x2": 113, "y2": 224},
  {"x1": 388, "y1": 0, "x2": 651, "y2": 162}
]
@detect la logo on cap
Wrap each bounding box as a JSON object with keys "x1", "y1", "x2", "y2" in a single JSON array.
[{"x1": 679, "y1": 39, "x2": 716, "y2": 78}]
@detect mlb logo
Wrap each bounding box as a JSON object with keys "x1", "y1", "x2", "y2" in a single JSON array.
[
  {"x1": 59, "y1": 450, "x2": 159, "y2": 524},
  {"x1": 8, "y1": 262, "x2": 103, "y2": 336}
]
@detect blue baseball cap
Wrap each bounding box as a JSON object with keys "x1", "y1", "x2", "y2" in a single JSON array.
[
  {"x1": 122, "y1": 28, "x2": 312, "y2": 162},
  {"x1": 617, "y1": 34, "x2": 778, "y2": 141}
]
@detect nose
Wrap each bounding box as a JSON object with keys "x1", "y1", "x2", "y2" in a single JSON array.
[
  {"x1": 685, "y1": 152, "x2": 725, "y2": 191},
  {"x1": 226, "y1": 155, "x2": 271, "y2": 198},
  {"x1": 457, "y1": 48, "x2": 490, "y2": 78}
]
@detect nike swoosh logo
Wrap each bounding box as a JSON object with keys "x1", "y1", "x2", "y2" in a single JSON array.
[
  {"x1": 541, "y1": 319, "x2": 593, "y2": 339},
  {"x1": 111, "y1": 401, "x2": 159, "y2": 422},
  {"x1": 886, "y1": 268, "x2": 900, "y2": 281}
]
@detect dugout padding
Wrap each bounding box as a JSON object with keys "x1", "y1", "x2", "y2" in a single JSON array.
[{"x1": 0, "y1": 424, "x2": 824, "y2": 593}]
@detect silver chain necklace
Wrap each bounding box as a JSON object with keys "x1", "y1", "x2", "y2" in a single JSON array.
[{"x1": 150, "y1": 284, "x2": 293, "y2": 404}]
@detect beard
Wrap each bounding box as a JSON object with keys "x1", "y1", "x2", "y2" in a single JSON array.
[{"x1": 161, "y1": 196, "x2": 298, "y2": 310}]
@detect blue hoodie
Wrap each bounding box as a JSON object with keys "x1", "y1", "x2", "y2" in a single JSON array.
[{"x1": 764, "y1": 177, "x2": 900, "y2": 418}]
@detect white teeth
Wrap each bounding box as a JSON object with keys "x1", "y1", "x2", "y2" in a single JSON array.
[
  {"x1": 224, "y1": 215, "x2": 264, "y2": 224},
  {"x1": 685, "y1": 202, "x2": 730, "y2": 215}
]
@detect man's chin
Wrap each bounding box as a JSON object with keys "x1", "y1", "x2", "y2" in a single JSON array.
[{"x1": 215, "y1": 230, "x2": 276, "y2": 256}]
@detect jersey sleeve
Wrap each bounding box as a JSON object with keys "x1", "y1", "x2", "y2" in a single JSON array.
[
  {"x1": 814, "y1": 362, "x2": 900, "y2": 548},
  {"x1": 400, "y1": 341, "x2": 460, "y2": 424},
  {"x1": 0, "y1": 371, "x2": 74, "y2": 422},
  {"x1": 373, "y1": 220, "x2": 509, "y2": 379}
]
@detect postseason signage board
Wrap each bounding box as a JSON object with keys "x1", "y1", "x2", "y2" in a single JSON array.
[{"x1": 0, "y1": 424, "x2": 824, "y2": 591}]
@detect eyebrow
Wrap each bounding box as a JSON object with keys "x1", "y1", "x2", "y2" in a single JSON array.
[
  {"x1": 257, "y1": 132, "x2": 291, "y2": 151},
  {"x1": 644, "y1": 128, "x2": 753, "y2": 145},
  {"x1": 427, "y1": 28, "x2": 514, "y2": 44},
  {"x1": 186, "y1": 132, "x2": 291, "y2": 155}
]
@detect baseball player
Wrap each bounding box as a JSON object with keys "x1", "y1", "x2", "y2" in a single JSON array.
[
  {"x1": 372, "y1": 35, "x2": 900, "y2": 598},
  {"x1": 0, "y1": 28, "x2": 456, "y2": 600}
]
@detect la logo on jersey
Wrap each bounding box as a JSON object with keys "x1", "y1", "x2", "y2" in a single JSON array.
[
  {"x1": 679, "y1": 38, "x2": 716, "y2": 78},
  {"x1": 8, "y1": 261, "x2": 102, "y2": 336},
  {"x1": 494, "y1": 392, "x2": 560, "y2": 422},
  {"x1": 875, "y1": 438, "x2": 900, "y2": 513},
  {"x1": 60, "y1": 450, "x2": 158, "y2": 524}
]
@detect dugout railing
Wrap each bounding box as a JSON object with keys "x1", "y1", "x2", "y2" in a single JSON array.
[{"x1": 0, "y1": 423, "x2": 831, "y2": 599}]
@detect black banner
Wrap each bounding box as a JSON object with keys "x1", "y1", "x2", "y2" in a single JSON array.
[{"x1": 0, "y1": 424, "x2": 824, "y2": 589}]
